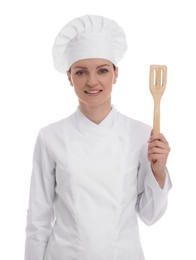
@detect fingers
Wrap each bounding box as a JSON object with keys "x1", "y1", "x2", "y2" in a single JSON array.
[
  {"x1": 148, "y1": 132, "x2": 171, "y2": 161},
  {"x1": 148, "y1": 132, "x2": 170, "y2": 182},
  {"x1": 148, "y1": 149, "x2": 169, "y2": 162},
  {"x1": 148, "y1": 139, "x2": 168, "y2": 150},
  {"x1": 148, "y1": 155, "x2": 166, "y2": 166},
  {"x1": 149, "y1": 132, "x2": 169, "y2": 145}
]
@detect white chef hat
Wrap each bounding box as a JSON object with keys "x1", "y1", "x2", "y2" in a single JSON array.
[{"x1": 52, "y1": 15, "x2": 128, "y2": 73}]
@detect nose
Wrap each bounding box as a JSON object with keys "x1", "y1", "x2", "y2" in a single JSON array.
[{"x1": 86, "y1": 72, "x2": 98, "y2": 87}]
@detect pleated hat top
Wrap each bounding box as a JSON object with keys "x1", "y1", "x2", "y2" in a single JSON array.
[{"x1": 52, "y1": 15, "x2": 128, "y2": 73}]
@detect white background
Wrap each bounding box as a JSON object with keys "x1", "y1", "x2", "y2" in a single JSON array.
[{"x1": 0, "y1": 0, "x2": 195, "y2": 259}]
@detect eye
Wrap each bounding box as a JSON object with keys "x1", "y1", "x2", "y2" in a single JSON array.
[
  {"x1": 98, "y1": 68, "x2": 109, "y2": 74},
  {"x1": 75, "y1": 70, "x2": 87, "y2": 76}
]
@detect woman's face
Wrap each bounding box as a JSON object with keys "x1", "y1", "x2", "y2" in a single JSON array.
[{"x1": 67, "y1": 58, "x2": 118, "y2": 109}]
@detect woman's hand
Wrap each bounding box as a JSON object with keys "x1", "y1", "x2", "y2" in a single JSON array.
[{"x1": 148, "y1": 132, "x2": 171, "y2": 188}]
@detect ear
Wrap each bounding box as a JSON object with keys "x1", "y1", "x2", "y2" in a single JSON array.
[
  {"x1": 67, "y1": 71, "x2": 73, "y2": 86},
  {"x1": 113, "y1": 67, "x2": 118, "y2": 84}
]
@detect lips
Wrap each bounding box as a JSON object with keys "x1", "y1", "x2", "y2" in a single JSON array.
[{"x1": 84, "y1": 89, "x2": 102, "y2": 94}]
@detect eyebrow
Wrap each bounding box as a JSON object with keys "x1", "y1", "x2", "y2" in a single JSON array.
[
  {"x1": 97, "y1": 64, "x2": 110, "y2": 68},
  {"x1": 72, "y1": 64, "x2": 110, "y2": 70}
]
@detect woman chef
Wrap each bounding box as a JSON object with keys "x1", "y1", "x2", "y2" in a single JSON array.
[{"x1": 24, "y1": 15, "x2": 172, "y2": 260}]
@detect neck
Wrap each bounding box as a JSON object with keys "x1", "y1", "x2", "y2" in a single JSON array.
[{"x1": 79, "y1": 101, "x2": 112, "y2": 124}]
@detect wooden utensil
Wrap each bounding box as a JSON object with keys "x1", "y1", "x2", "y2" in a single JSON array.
[{"x1": 149, "y1": 65, "x2": 167, "y2": 134}]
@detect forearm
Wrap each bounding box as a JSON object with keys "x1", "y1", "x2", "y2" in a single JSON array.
[
  {"x1": 152, "y1": 168, "x2": 167, "y2": 189},
  {"x1": 137, "y1": 168, "x2": 172, "y2": 225}
]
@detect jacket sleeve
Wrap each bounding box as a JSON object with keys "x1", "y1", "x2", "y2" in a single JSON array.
[
  {"x1": 136, "y1": 144, "x2": 172, "y2": 226},
  {"x1": 24, "y1": 129, "x2": 56, "y2": 260}
]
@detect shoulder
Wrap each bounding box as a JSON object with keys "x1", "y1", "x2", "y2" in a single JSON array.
[
  {"x1": 39, "y1": 111, "x2": 76, "y2": 139},
  {"x1": 116, "y1": 109, "x2": 152, "y2": 143},
  {"x1": 118, "y1": 110, "x2": 151, "y2": 131}
]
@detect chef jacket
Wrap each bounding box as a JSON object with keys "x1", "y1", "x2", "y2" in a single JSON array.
[{"x1": 24, "y1": 107, "x2": 172, "y2": 260}]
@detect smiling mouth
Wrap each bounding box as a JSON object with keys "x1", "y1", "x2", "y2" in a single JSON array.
[{"x1": 84, "y1": 90, "x2": 103, "y2": 94}]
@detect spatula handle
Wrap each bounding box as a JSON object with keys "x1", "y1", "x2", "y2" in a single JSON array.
[{"x1": 153, "y1": 98, "x2": 161, "y2": 134}]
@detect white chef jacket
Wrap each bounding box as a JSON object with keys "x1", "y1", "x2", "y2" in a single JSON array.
[{"x1": 24, "y1": 107, "x2": 172, "y2": 260}]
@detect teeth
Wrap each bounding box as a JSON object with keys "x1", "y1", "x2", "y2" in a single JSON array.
[{"x1": 85, "y1": 90, "x2": 101, "y2": 94}]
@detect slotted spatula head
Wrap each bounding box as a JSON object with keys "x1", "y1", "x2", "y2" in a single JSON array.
[
  {"x1": 150, "y1": 65, "x2": 167, "y2": 98},
  {"x1": 149, "y1": 65, "x2": 167, "y2": 134}
]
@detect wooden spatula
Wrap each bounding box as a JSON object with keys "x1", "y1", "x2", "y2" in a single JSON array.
[{"x1": 149, "y1": 65, "x2": 167, "y2": 134}]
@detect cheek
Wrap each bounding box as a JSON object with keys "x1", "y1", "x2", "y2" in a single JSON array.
[
  {"x1": 71, "y1": 78, "x2": 82, "y2": 89},
  {"x1": 113, "y1": 74, "x2": 118, "y2": 84},
  {"x1": 109, "y1": 77, "x2": 116, "y2": 87},
  {"x1": 73, "y1": 84, "x2": 84, "y2": 97}
]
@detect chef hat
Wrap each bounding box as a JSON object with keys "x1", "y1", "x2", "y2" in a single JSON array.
[{"x1": 52, "y1": 15, "x2": 128, "y2": 73}]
